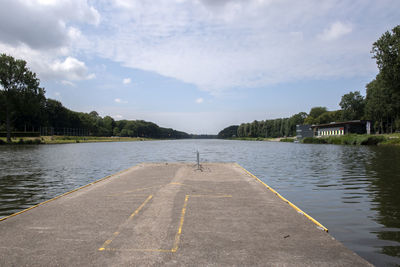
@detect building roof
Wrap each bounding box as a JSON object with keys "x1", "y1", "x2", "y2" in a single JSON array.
[{"x1": 310, "y1": 120, "x2": 369, "y2": 128}]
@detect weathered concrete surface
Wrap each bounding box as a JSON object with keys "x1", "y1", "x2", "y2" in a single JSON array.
[{"x1": 0, "y1": 163, "x2": 371, "y2": 266}]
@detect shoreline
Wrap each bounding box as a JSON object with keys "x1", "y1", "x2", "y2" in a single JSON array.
[
  {"x1": 301, "y1": 133, "x2": 400, "y2": 146},
  {"x1": 227, "y1": 134, "x2": 400, "y2": 146},
  {"x1": 2, "y1": 134, "x2": 400, "y2": 146},
  {"x1": 0, "y1": 136, "x2": 154, "y2": 145}
]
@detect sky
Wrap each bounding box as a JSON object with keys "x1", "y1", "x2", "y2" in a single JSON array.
[{"x1": 0, "y1": 0, "x2": 399, "y2": 134}]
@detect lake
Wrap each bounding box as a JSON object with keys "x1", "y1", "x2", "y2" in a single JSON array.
[{"x1": 0, "y1": 139, "x2": 399, "y2": 266}]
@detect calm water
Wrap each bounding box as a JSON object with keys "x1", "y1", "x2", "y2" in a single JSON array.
[{"x1": 1, "y1": 140, "x2": 399, "y2": 266}]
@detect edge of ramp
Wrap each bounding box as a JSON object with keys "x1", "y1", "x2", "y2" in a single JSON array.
[
  {"x1": 0, "y1": 165, "x2": 138, "y2": 222},
  {"x1": 235, "y1": 163, "x2": 328, "y2": 232}
]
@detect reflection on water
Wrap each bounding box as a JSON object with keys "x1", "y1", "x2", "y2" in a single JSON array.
[
  {"x1": 368, "y1": 146, "x2": 400, "y2": 260},
  {"x1": 0, "y1": 140, "x2": 399, "y2": 266}
]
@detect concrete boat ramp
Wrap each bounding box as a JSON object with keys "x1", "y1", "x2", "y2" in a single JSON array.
[{"x1": 0, "y1": 163, "x2": 371, "y2": 266}]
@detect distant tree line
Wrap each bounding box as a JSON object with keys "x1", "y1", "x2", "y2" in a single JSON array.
[
  {"x1": 217, "y1": 125, "x2": 239, "y2": 138},
  {"x1": 230, "y1": 112, "x2": 307, "y2": 138},
  {"x1": 219, "y1": 25, "x2": 400, "y2": 138},
  {"x1": 0, "y1": 97, "x2": 190, "y2": 139},
  {"x1": 0, "y1": 54, "x2": 189, "y2": 142},
  {"x1": 189, "y1": 134, "x2": 218, "y2": 139}
]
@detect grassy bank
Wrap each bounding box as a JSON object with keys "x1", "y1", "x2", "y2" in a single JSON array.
[
  {"x1": 279, "y1": 138, "x2": 295, "y2": 143},
  {"x1": 229, "y1": 137, "x2": 277, "y2": 141},
  {"x1": 0, "y1": 136, "x2": 152, "y2": 145},
  {"x1": 302, "y1": 133, "x2": 400, "y2": 146},
  {"x1": 228, "y1": 137, "x2": 295, "y2": 142}
]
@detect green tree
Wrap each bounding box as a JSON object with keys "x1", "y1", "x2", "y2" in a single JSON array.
[
  {"x1": 290, "y1": 112, "x2": 307, "y2": 125},
  {"x1": 366, "y1": 25, "x2": 400, "y2": 133},
  {"x1": 372, "y1": 25, "x2": 400, "y2": 93},
  {"x1": 0, "y1": 54, "x2": 45, "y2": 143},
  {"x1": 289, "y1": 112, "x2": 307, "y2": 136},
  {"x1": 365, "y1": 77, "x2": 393, "y2": 133},
  {"x1": 330, "y1": 110, "x2": 343, "y2": 122},
  {"x1": 309, "y1": 106, "x2": 328, "y2": 118},
  {"x1": 316, "y1": 112, "x2": 334, "y2": 124},
  {"x1": 218, "y1": 125, "x2": 239, "y2": 139},
  {"x1": 102, "y1": 116, "x2": 115, "y2": 136},
  {"x1": 339, "y1": 91, "x2": 365, "y2": 121},
  {"x1": 304, "y1": 107, "x2": 327, "y2": 125}
]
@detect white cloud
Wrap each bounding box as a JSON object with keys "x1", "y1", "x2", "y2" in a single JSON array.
[
  {"x1": 195, "y1": 98, "x2": 204, "y2": 104},
  {"x1": 50, "y1": 57, "x2": 95, "y2": 81},
  {"x1": 0, "y1": 0, "x2": 99, "y2": 49},
  {"x1": 114, "y1": 98, "x2": 127, "y2": 104},
  {"x1": 123, "y1": 78, "x2": 131, "y2": 84},
  {"x1": 1, "y1": 0, "x2": 396, "y2": 94},
  {"x1": 61, "y1": 80, "x2": 75, "y2": 86},
  {"x1": 319, "y1": 21, "x2": 352, "y2": 41},
  {"x1": 87, "y1": 0, "x2": 387, "y2": 93},
  {"x1": 0, "y1": 0, "x2": 98, "y2": 83},
  {"x1": 113, "y1": 114, "x2": 123, "y2": 119}
]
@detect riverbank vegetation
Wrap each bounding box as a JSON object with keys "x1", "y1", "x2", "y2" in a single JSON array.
[
  {"x1": 0, "y1": 136, "x2": 152, "y2": 145},
  {"x1": 302, "y1": 134, "x2": 400, "y2": 146},
  {"x1": 279, "y1": 138, "x2": 295, "y2": 143},
  {"x1": 218, "y1": 25, "x2": 400, "y2": 141}
]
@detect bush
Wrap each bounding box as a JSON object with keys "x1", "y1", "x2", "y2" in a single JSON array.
[
  {"x1": 302, "y1": 137, "x2": 327, "y2": 144},
  {"x1": 302, "y1": 134, "x2": 387, "y2": 146},
  {"x1": 0, "y1": 132, "x2": 40, "y2": 137},
  {"x1": 383, "y1": 138, "x2": 400, "y2": 145},
  {"x1": 11, "y1": 138, "x2": 42, "y2": 145},
  {"x1": 341, "y1": 136, "x2": 354, "y2": 145},
  {"x1": 280, "y1": 138, "x2": 294, "y2": 142},
  {"x1": 360, "y1": 136, "x2": 385, "y2": 145},
  {"x1": 33, "y1": 139, "x2": 42, "y2": 144},
  {"x1": 326, "y1": 136, "x2": 342, "y2": 145}
]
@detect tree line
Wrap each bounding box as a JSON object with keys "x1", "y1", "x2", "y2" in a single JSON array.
[
  {"x1": 0, "y1": 54, "x2": 189, "y2": 142},
  {"x1": 218, "y1": 112, "x2": 307, "y2": 139},
  {"x1": 219, "y1": 25, "x2": 400, "y2": 138}
]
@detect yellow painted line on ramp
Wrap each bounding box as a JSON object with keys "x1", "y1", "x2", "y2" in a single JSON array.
[
  {"x1": 235, "y1": 163, "x2": 328, "y2": 232},
  {"x1": 171, "y1": 194, "x2": 190, "y2": 253},
  {"x1": 98, "y1": 195, "x2": 153, "y2": 251},
  {"x1": 101, "y1": 194, "x2": 232, "y2": 253},
  {"x1": 102, "y1": 248, "x2": 173, "y2": 252}
]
